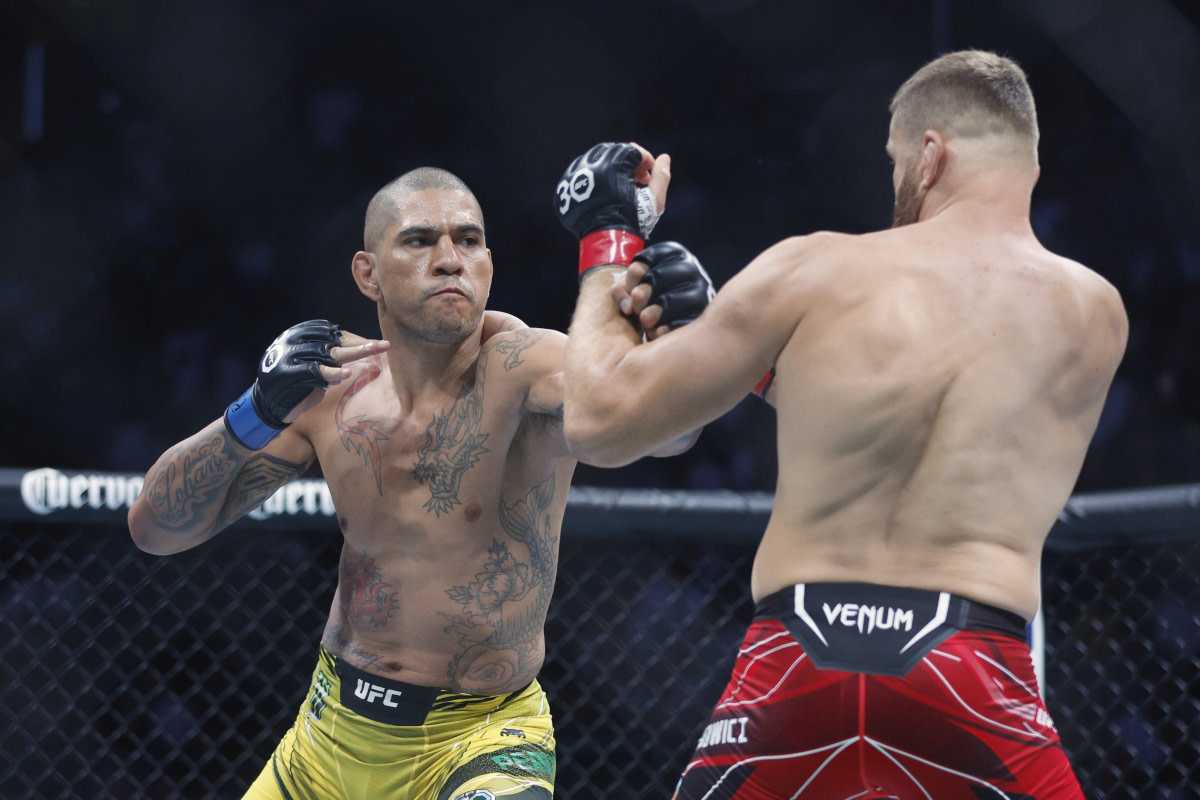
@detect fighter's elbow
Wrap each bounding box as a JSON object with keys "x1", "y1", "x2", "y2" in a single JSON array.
[
  {"x1": 129, "y1": 526, "x2": 171, "y2": 556},
  {"x1": 127, "y1": 508, "x2": 202, "y2": 556},
  {"x1": 563, "y1": 411, "x2": 640, "y2": 468}
]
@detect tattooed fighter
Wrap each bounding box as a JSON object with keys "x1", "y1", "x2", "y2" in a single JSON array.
[{"x1": 127, "y1": 162, "x2": 706, "y2": 800}]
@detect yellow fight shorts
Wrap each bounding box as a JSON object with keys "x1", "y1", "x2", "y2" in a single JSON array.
[{"x1": 243, "y1": 648, "x2": 556, "y2": 800}]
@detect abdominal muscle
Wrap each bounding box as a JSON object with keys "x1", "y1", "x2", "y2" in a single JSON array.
[{"x1": 320, "y1": 541, "x2": 548, "y2": 696}]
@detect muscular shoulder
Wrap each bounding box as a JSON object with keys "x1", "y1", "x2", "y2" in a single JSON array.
[
  {"x1": 479, "y1": 327, "x2": 567, "y2": 417},
  {"x1": 751, "y1": 231, "x2": 853, "y2": 271},
  {"x1": 480, "y1": 327, "x2": 566, "y2": 375},
  {"x1": 482, "y1": 309, "x2": 529, "y2": 338},
  {"x1": 719, "y1": 230, "x2": 862, "y2": 319},
  {"x1": 1060, "y1": 256, "x2": 1129, "y2": 357}
]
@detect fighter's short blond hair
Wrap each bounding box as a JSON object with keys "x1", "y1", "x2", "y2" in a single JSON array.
[{"x1": 889, "y1": 50, "x2": 1038, "y2": 159}]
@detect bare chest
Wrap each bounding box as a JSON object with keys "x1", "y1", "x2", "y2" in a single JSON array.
[{"x1": 319, "y1": 383, "x2": 515, "y2": 521}]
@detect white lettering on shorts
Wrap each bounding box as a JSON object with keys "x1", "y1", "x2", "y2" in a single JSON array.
[
  {"x1": 821, "y1": 602, "x2": 915, "y2": 634},
  {"x1": 695, "y1": 717, "x2": 749, "y2": 750},
  {"x1": 354, "y1": 678, "x2": 401, "y2": 706}
]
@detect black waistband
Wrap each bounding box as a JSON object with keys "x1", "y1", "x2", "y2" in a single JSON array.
[
  {"x1": 753, "y1": 582, "x2": 1028, "y2": 676},
  {"x1": 755, "y1": 582, "x2": 1027, "y2": 639},
  {"x1": 335, "y1": 659, "x2": 442, "y2": 725},
  {"x1": 328, "y1": 650, "x2": 534, "y2": 726}
]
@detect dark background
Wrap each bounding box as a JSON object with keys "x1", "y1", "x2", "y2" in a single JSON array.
[{"x1": 4, "y1": 0, "x2": 1200, "y2": 494}]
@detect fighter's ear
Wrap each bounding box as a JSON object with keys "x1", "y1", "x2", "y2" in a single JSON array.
[
  {"x1": 352, "y1": 251, "x2": 381, "y2": 302},
  {"x1": 918, "y1": 130, "x2": 947, "y2": 191}
]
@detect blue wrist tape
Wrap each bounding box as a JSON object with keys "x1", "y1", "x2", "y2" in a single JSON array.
[{"x1": 223, "y1": 385, "x2": 282, "y2": 450}]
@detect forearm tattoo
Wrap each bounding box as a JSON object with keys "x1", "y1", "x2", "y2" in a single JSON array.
[
  {"x1": 216, "y1": 452, "x2": 308, "y2": 529},
  {"x1": 142, "y1": 433, "x2": 240, "y2": 530},
  {"x1": 441, "y1": 473, "x2": 559, "y2": 693}
]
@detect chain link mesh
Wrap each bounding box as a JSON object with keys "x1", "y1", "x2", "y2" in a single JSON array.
[{"x1": 2, "y1": 520, "x2": 1198, "y2": 799}]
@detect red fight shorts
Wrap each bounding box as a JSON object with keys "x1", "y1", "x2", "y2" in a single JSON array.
[{"x1": 672, "y1": 582, "x2": 1085, "y2": 800}]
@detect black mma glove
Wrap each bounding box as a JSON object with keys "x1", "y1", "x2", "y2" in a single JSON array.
[
  {"x1": 633, "y1": 242, "x2": 774, "y2": 399},
  {"x1": 635, "y1": 241, "x2": 715, "y2": 329},
  {"x1": 555, "y1": 142, "x2": 662, "y2": 278},
  {"x1": 223, "y1": 320, "x2": 341, "y2": 449}
]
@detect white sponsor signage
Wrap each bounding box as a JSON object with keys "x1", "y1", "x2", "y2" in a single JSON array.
[
  {"x1": 247, "y1": 479, "x2": 336, "y2": 520},
  {"x1": 20, "y1": 468, "x2": 144, "y2": 515},
  {"x1": 19, "y1": 468, "x2": 335, "y2": 521}
]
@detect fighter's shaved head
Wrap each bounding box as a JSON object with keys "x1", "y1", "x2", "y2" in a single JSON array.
[{"x1": 363, "y1": 167, "x2": 483, "y2": 252}]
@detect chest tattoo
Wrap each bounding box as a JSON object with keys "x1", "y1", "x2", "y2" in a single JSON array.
[
  {"x1": 335, "y1": 365, "x2": 390, "y2": 495},
  {"x1": 412, "y1": 381, "x2": 490, "y2": 517}
]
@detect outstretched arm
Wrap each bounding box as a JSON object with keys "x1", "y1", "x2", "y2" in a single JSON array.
[
  {"x1": 564, "y1": 240, "x2": 798, "y2": 467},
  {"x1": 128, "y1": 322, "x2": 387, "y2": 554}
]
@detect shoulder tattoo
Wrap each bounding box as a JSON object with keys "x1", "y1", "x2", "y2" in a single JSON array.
[{"x1": 489, "y1": 328, "x2": 546, "y2": 371}]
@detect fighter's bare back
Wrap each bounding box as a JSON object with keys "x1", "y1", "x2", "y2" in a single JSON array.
[{"x1": 747, "y1": 208, "x2": 1127, "y2": 619}]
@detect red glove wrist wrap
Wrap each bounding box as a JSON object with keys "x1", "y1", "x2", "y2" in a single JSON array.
[
  {"x1": 752, "y1": 368, "x2": 776, "y2": 399},
  {"x1": 579, "y1": 229, "x2": 645, "y2": 275}
]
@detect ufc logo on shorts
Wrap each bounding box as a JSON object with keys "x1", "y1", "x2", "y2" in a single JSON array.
[{"x1": 354, "y1": 678, "x2": 403, "y2": 707}]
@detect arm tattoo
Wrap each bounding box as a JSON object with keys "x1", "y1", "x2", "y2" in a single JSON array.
[
  {"x1": 216, "y1": 451, "x2": 308, "y2": 529},
  {"x1": 142, "y1": 434, "x2": 240, "y2": 530},
  {"x1": 441, "y1": 473, "x2": 559, "y2": 693},
  {"x1": 336, "y1": 364, "x2": 390, "y2": 495},
  {"x1": 412, "y1": 381, "x2": 490, "y2": 517}
]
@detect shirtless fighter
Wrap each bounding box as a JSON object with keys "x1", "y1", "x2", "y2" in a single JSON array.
[
  {"x1": 128, "y1": 161, "x2": 708, "y2": 799},
  {"x1": 559, "y1": 51, "x2": 1127, "y2": 799}
]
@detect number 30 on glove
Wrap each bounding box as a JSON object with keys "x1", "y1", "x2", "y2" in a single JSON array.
[{"x1": 556, "y1": 142, "x2": 662, "y2": 278}]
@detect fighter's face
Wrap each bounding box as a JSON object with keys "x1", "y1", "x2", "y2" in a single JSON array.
[{"x1": 372, "y1": 189, "x2": 493, "y2": 343}]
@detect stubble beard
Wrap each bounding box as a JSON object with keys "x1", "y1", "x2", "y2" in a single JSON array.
[
  {"x1": 891, "y1": 167, "x2": 924, "y2": 228},
  {"x1": 381, "y1": 296, "x2": 482, "y2": 346},
  {"x1": 419, "y1": 301, "x2": 483, "y2": 344}
]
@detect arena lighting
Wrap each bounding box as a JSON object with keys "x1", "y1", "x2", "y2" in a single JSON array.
[{"x1": 1014, "y1": 0, "x2": 1200, "y2": 242}]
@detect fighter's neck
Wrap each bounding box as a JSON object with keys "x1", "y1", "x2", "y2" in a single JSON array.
[
  {"x1": 919, "y1": 176, "x2": 1035, "y2": 233},
  {"x1": 379, "y1": 331, "x2": 482, "y2": 402}
]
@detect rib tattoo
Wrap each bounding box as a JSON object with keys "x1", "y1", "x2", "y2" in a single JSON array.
[{"x1": 441, "y1": 473, "x2": 559, "y2": 693}]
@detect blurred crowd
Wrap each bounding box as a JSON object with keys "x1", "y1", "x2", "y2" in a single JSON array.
[{"x1": 3, "y1": 0, "x2": 1199, "y2": 497}]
